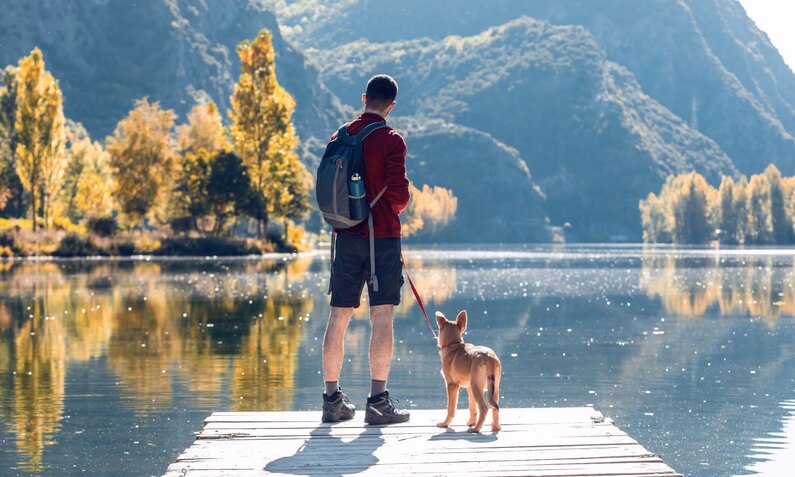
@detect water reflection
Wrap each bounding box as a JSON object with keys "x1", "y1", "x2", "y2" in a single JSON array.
[
  {"x1": 0, "y1": 258, "x2": 318, "y2": 472},
  {"x1": 640, "y1": 252, "x2": 795, "y2": 323}
]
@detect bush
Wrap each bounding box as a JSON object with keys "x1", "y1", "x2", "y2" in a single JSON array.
[
  {"x1": 169, "y1": 216, "x2": 194, "y2": 235},
  {"x1": 88, "y1": 217, "x2": 118, "y2": 237},
  {"x1": 53, "y1": 233, "x2": 107, "y2": 257}
]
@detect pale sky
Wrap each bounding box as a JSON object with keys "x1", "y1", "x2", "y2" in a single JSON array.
[{"x1": 737, "y1": 0, "x2": 795, "y2": 71}]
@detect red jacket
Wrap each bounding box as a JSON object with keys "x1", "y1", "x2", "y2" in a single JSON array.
[{"x1": 331, "y1": 112, "x2": 410, "y2": 239}]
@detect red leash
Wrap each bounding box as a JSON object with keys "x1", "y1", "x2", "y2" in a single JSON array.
[{"x1": 402, "y1": 255, "x2": 438, "y2": 339}]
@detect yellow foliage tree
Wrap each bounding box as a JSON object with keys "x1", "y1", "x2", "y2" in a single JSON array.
[
  {"x1": 13, "y1": 48, "x2": 67, "y2": 231},
  {"x1": 229, "y1": 28, "x2": 309, "y2": 237},
  {"x1": 401, "y1": 183, "x2": 458, "y2": 237},
  {"x1": 177, "y1": 101, "x2": 230, "y2": 154},
  {"x1": 106, "y1": 98, "x2": 176, "y2": 228}
]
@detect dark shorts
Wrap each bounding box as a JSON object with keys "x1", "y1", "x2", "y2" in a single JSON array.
[{"x1": 330, "y1": 233, "x2": 404, "y2": 308}]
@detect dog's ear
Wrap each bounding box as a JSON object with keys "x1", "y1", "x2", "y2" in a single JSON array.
[
  {"x1": 456, "y1": 310, "x2": 467, "y2": 332},
  {"x1": 435, "y1": 311, "x2": 446, "y2": 328}
]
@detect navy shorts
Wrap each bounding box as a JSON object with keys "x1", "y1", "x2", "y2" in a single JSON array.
[{"x1": 330, "y1": 232, "x2": 404, "y2": 308}]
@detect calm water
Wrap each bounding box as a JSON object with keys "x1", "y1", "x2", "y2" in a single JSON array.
[{"x1": 0, "y1": 246, "x2": 794, "y2": 476}]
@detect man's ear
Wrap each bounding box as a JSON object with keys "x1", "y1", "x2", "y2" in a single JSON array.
[
  {"x1": 435, "y1": 311, "x2": 446, "y2": 328},
  {"x1": 361, "y1": 93, "x2": 367, "y2": 107},
  {"x1": 456, "y1": 310, "x2": 467, "y2": 332}
]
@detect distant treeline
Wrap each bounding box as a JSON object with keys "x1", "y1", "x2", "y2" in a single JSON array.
[{"x1": 640, "y1": 165, "x2": 795, "y2": 245}]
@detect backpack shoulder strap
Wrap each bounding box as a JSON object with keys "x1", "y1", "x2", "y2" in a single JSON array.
[
  {"x1": 354, "y1": 122, "x2": 390, "y2": 143},
  {"x1": 335, "y1": 123, "x2": 355, "y2": 146}
]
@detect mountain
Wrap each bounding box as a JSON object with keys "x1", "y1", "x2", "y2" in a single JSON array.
[
  {"x1": 0, "y1": 0, "x2": 345, "y2": 155},
  {"x1": 313, "y1": 17, "x2": 737, "y2": 240},
  {"x1": 393, "y1": 118, "x2": 552, "y2": 242},
  {"x1": 276, "y1": 0, "x2": 795, "y2": 175}
]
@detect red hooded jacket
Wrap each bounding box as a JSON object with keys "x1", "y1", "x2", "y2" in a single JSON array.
[{"x1": 331, "y1": 112, "x2": 410, "y2": 239}]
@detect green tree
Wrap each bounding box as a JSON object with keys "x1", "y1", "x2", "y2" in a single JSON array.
[
  {"x1": 229, "y1": 28, "x2": 308, "y2": 238},
  {"x1": 0, "y1": 66, "x2": 19, "y2": 212},
  {"x1": 206, "y1": 152, "x2": 260, "y2": 236},
  {"x1": 106, "y1": 98, "x2": 176, "y2": 228},
  {"x1": 13, "y1": 48, "x2": 67, "y2": 231}
]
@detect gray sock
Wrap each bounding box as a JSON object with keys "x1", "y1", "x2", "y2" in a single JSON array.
[
  {"x1": 370, "y1": 379, "x2": 387, "y2": 397},
  {"x1": 324, "y1": 381, "x2": 339, "y2": 396}
]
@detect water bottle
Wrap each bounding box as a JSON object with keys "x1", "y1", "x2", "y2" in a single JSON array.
[{"x1": 348, "y1": 173, "x2": 369, "y2": 220}]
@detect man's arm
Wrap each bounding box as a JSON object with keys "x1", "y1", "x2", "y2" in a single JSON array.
[{"x1": 382, "y1": 131, "x2": 410, "y2": 214}]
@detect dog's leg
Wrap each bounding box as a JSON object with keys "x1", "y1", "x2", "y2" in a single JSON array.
[
  {"x1": 437, "y1": 382, "x2": 459, "y2": 428},
  {"x1": 466, "y1": 386, "x2": 477, "y2": 427},
  {"x1": 489, "y1": 360, "x2": 501, "y2": 431},
  {"x1": 468, "y1": 370, "x2": 488, "y2": 433}
]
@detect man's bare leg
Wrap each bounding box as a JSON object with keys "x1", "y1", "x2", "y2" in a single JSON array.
[
  {"x1": 369, "y1": 304, "x2": 394, "y2": 395},
  {"x1": 322, "y1": 306, "x2": 354, "y2": 392}
]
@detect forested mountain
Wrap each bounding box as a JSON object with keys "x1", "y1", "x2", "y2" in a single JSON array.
[
  {"x1": 3, "y1": 0, "x2": 793, "y2": 241},
  {"x1": 0, "y1": 0, "x2": 345, "y2": 157},
  {"x1": 314, "y1": 17, "x2": 737, "y2": 239}
]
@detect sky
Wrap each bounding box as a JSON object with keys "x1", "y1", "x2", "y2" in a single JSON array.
[{"x1": 737, "y1": 0, "x2": 795, "y2": 71}]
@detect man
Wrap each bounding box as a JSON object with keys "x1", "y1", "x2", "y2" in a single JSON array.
[{"x1": 321, "y1": 74, "x2": 411, "y2": 425}]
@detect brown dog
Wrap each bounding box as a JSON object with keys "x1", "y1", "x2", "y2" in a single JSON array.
[{"x1": 435, "y1": 310, "x2": 502, "y2": 433}]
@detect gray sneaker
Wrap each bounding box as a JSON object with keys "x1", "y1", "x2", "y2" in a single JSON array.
[
  {"x1": 322, "y1": 390, "x2": 355, "y2": 423},
  {"x1": 364, "y1": 390, "x2": 410, "y2": 425}
]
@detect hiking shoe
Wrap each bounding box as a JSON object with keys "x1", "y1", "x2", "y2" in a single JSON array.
[
  {"x1": 364, "y1": 390, "x2": 410, "y2": 425},
  {"x1": 322, "y1": 390, "x2": 356, "y2": 423}
]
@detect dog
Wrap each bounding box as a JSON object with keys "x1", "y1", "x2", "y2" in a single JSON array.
[{"x1": 435, "y1": 310, "x2": 501, "y2": 433}]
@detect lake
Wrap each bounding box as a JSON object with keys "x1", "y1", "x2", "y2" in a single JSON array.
[{"x1": 0, "y1": 245, "x2": 793, "y2": 476}]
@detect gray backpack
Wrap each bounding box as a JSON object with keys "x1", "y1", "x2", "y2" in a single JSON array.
[{"x1": 316, "y1": 122, "x2": 390, "y2": 292}]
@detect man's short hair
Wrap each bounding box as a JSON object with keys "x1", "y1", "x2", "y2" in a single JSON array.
[{"x1": 365, "y1": 74, "x2": 398, "y2": 110}]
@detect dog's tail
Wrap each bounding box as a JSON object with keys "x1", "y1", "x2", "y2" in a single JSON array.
[{"x1": 487, "y1": 358, "x2": 501, "y2": 410}]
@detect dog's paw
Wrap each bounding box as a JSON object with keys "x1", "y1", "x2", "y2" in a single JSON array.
[
  {"x1": 436, "y1": 422, "x2": 449, "y2": 428},
  {"x1": 491, "y1": 424, "x2": 502, "y2": 432},
  {"x1": 467, "y1": 426, "x2": 481, "y2": 433},
  {"x1": 466, "y1": 420, "x2": 476, "y2": 427}
]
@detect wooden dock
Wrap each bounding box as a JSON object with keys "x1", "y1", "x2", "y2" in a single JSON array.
[{"x1": 163, "y1": 407, "x2": 681, "y2": 476}]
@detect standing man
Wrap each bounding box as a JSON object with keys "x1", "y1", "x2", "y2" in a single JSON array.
[{"x1": 321, "y1": 75, "x2": 411, "y2": 424}]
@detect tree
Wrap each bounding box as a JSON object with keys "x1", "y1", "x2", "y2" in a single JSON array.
[
  {"x1": 206, "y1": 152, "x2": 260, "y2": 236},
  {"x1": 174, "y1": 102, "x2": 231, "y2": 232},
  {"x1": 106, "y1": 98, "x2": 176, "y2": 228},
  {"x1": 229, "y1": 28, "x2": 308, "y2": 238},
  {"x1": 13, "y1": 48, "x2": 67, "y2": 230},
  {"x1": 177, "y1": 102, "x2": 230, "y2": 154},
  {"x1": 764, "y1": 165, "x2": 793, "y2": 244},
  {"x1": 717, "y1": 176, "x2": 737, "y2": 244},
  {"x1": 61, "y1": 122, "x2": 114, "y2": 221},
  {"x1": 0, "y1": 66, "x2": 19, "y2": 212},
  {"x1": 733, "y1": 176, "x2": 750, "y2": 245},
  {"x1": 401, "y1": 183, "x2": 458, "y2": 238},
  {"x1": 747, "y1": 173, "x2": 773, "y2": 245},
  {"x1": 670, "y1": 173, "x2": 713, "y2": 244},
  {"x1": 639, "y1": 190, "x2": 672, "y2": 243}
]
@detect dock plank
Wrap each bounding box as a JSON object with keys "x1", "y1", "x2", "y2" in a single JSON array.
[{"x1": 165, "y1": 407, "x2": 680, "y2": 477}]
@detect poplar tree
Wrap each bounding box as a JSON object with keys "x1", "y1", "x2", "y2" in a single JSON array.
[
  {"x1": 229, "y1": 28, "x2": 309, "y2": 238},
  {"x1": 106, "y1": 98, "x2": 176, "y2": 228},
  {"x1": 717, "y1": 176, "x2": 737, "y2": 244},
  {"x1": 13, "y1": 48, "x2": 66, "y2": 231}
]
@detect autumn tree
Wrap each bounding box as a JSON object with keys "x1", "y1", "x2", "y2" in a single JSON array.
[
  {"x1": 13, "y1": 49, "x2": 67, "y2": 230},
  {"x1": 764, "y1": 165, "x2": 793, "y2": 244},
  {"x1": 229, "y1": 28, "x2": 309, "y2": 238},
  {"x1": 639, "y1": 189, "x2": 672, "y2": 243},
  {"x1": 716, "y1": 176, "x2": 738, "y2": 244},
  {"x1": 106, "y1": 98, "x2": 176, "y2": 228},
  {"x1": 62, "y1": 122, "x2": 114, "y2": 221},
  {"x1": 401, "y1": 183, "x2": 458, "y2": 238},
  {"x1": 174, "y1": 102, "x2": 231, "y2": 232},
  {"x1": 0, "y1": 66, "x2": 19, "y2": 212},
  {"x1": 747, "y1": 173, "x2": 773, "y2": 244},
  {"x1": 670, "y1": 173, "x2": 713, "y2": 244}
]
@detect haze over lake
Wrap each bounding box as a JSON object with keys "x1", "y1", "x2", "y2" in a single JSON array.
[{"x1": 0, "y1": 246, "x2": 793, "y2": 476}]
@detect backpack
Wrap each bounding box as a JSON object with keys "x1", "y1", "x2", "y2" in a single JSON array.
[{"x1": 316, "y1": 122, "x2": 390, "y2": 292}]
